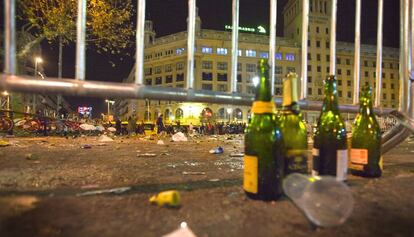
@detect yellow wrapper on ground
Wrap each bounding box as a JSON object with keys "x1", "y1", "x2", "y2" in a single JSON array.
[{"x1": 149, "y1": 190, "x2": 181, "y2": 207}]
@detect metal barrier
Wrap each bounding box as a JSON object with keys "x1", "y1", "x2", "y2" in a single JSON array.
[{"x1": 1, "y1": 0, "x2": 414, "y2": 153}]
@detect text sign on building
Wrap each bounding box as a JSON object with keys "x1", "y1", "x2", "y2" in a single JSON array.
[
  {"x1": 225, "y1": 25, "x2": 267, "y2": 34},
  {"x1": 78, "y1": 106, "x2": 93, "y2": 116}
]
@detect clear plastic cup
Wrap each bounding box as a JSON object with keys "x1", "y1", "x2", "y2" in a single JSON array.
[{"x1": 283, "y1": 173, "x2": 354, "y2": 227}]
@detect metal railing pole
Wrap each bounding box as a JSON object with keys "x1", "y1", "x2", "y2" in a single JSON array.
[
  {"x1": 300, "y1": 0, "x2": 309, "y2": 99},
  {"x1": 353, "y1": 0, "x2": 361, "y2": 104},
  {"x1": 230, "y1": 0, "x2": 240, "y2": 93},
  {"x1": 329, "y1": 0, "x2": 337, "y2": 75},
  {"x1": 4, "y1": 0, "x2": 16, "y2": 75},
  {"x1": 374, "y1": 0, "x2": 383, "y2": 107},
  {"x1": 186, "y1": 0, "x2": 196, "y2": 90},
  {"x1": 399, "y1": 0, "x2": 409, "y2": 112},
  {"x1": 75, "y1": 0, "x2": 86, "y2": 80},
  {"x1": 135, "y1": 0, "x2": 146, "y2": 85},
  {"x1": 269, "y1": 0, "x2": 277, "y2": 96}
]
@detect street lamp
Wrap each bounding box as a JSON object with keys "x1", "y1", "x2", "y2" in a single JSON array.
[
  {"x1": 33, "y1": 57, "x2": 43, "y2": 113},
  {"x1": 227, "y1": 108, "x2": 232, "y2": 122},
  {"x1": 105, "y1": 99, "x2": 115, "y2": 116},
  {"x1": 2, "y1": 91, "x2": 10, "y2": 111}
]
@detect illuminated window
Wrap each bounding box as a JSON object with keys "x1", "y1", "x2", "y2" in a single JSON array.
[
  {"x1": 217, "y1": 48, "x2": 228, "y2": 55},
  {"x1": 246, "y1": 49, "x2": 256, "y2": 57},
  {"x1": 202, "y1": 47, "x2": 213, "y2": 54},
  {"x1": 285, "y1": 53, "x2": 295, "y2": 61},
  {"x1": 260, "y1": 52, "x2": 269, "y2": 58},
  {"x1": 275, "y1": 53, "x2": 283, "y2": 60},
  {"x1": 175, "y1": 108, "x2": 184, "y2": 119},
  {"x1": 238, "y1": 50, "x2": 242, "y2": 56}
]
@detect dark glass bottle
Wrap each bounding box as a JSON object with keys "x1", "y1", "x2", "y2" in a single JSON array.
[
  {"x1": 279, "y1": 72, "x2": 308, "y2": 174},
  {"x1": 244, "y1": 59, "x2": 284, "y2": 201},
  {"x1": 350, "y1": 86, "x2": 382, "y2": 177},
  {"x1": 312, "y1": 75, "x2": 348, "y2": 181}
]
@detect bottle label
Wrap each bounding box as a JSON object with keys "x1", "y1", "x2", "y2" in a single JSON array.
[
  {"x1": 350, "y1": 149, "x2": 368, "y2": 164},
  {"x1": 336, "y1": 149, "x2": 348, "y2": 181},
  {"x1": 286, "y1": 149, "x2": 308, "y2": 174},
  {"x1": 251, "y1": 101, "x2": 275, "y2": 114},
  {"x1": 243, "y1": 155, "x2": 258, "y2": 194}
]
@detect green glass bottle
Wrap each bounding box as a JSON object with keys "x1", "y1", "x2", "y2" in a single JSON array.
[
  {"x1": 244, "y1": 59, "x2": 284, "y2": 201},
  {"x1": 350, "y1": 86, "x2": 382, "y2": 177},
  {"x1": 312, "y1": 75, "x2": 348, "y2": 181},
  {"x1": 280, "y1": 72, "x2": 308, "y2": 174}
]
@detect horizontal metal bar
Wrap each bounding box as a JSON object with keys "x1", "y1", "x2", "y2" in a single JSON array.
[{"x1": 0, "y1": 74, "x2": 397, "y2": 116}]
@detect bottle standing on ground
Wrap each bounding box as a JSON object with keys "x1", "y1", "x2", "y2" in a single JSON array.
[
  {"x1": 312, "y1": 75, "x2": 348, "y2": 181},
  {"x1": 350, "y1": 86, "x2": 382, "y2": 177},
  {"x1": 243, "y1": 59, "x2": 284, "y2": 201},
  {"x1": 280, "y1": 72, "x2": 308, "y2": 174}
]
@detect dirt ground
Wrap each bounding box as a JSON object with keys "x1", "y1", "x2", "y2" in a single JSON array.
[{"x1": 0, "y1": 134, "x2": 413, "y2": 237}]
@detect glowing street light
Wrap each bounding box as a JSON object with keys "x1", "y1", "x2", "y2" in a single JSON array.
[
  {"x1": 33, "y1": 56, "x2": 43, "y2": 112},
  {"x1": 105, "y1": 99, "x2": 115, "y2": 116},
  {"x1": 2, "y1": 91, "x2": 10, "y2": 111}
]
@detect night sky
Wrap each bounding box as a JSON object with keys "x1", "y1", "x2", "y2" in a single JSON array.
[{"x1": 1, "y1": 0, "x2": 400, "y2": 117}]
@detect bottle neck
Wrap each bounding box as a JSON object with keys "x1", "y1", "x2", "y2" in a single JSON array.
[
  {"x1": 322, "y1": 78, "x2": 340, "y2": 113},
  {"x1": 282, "y1": 74, "x2": 300, "y2": 112},
  {"x1": 255, "y1": 63, "x2": 272, "y2": 102}
]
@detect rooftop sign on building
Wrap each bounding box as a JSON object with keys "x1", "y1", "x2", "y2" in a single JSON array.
[{"x1": 224, "y1": 25, "x2": 267, "y2": 34}]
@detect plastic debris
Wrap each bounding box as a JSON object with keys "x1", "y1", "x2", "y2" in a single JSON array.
[
  {"x1": 172, "y1": 132, "x2": 188, "y2": 142},
  {"x1": 107, "y1": 127, "x2": 116, "y2": 132},
  {"x1": 209, "y1": 146, "x2": 224, "y2": 154},
  {"x1": 98, "y1": 135, "x2": 114, "y2": 142},
  {"x1": 150, "y1": 190, "x2": 181, "y2": 207},
  {"x1": 25, "y1": 153, "x2": 38, "y2": 160},
  {"x1": 157, "y1": 140, "x2": 165, "y2": 145},
  {"x1": 163, "y1": 222, "x2": 197, "y2": 237},
  {"x1": 95, "y1": 125, "x2": 105, "y2": 132},
  {"x1": 81, "y1": 144, "x2": 92, "y2": 149},
  {"x1": 229, "y1": 152, "x2": 244, "y2": 157},
  {"x1": 80, "y1": 124, "x2": 96, "y2": 131},
  {"x1": 182, "y1": 171, "x2": 206, "y2": 175},
  {"x1": 77, "y1": 186, "x2": 131, "y2": 196},
  {"x1": 0, "y1": 140, "x2": 10, "y2": 147},
  {"x1": 208, "y1": 179, "x2": 220, "y2": 182},
  {"x1": 137, "y1": 153, "x2": 157, "y2": 157},
  {"x1": 283, "y1": 173, "x2": 354, "y2": 227}
]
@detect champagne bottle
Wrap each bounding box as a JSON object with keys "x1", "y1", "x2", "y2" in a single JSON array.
[
  {"x1": 244, "y1": 59, "x2": 284, "y2": 200},
  {"x1": 280, "y1": 72, "x2": 308, "y2": 174},
  {"x1": 312, "y1": 75, "x2": 348, "y2": 181},
  {"x1": 350, "y1": 86, "x2": 382, "y2": 177}
]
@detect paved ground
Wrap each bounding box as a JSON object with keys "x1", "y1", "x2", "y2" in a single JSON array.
[{"x1": 0, "y1": 134, "x2": 413, "y2": 237}]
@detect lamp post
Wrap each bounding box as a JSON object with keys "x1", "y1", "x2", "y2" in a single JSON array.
[
  {"x1": 227, "y1": 108, "x2": 232, "y2": 122},
  {"x1": 2, "y1": 91, "x2": 10, "y2": 111},
  {"x1": 105, "y1": 99, "x2": 115, "y2": 117},
  {"x1": 33, "y1": 57, "x2": 43, "y2": 113}
]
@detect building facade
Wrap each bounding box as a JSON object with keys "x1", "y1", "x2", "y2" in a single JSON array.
[{"x1": 117, "y1": 0, "x2": 399, "y2": 125}]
